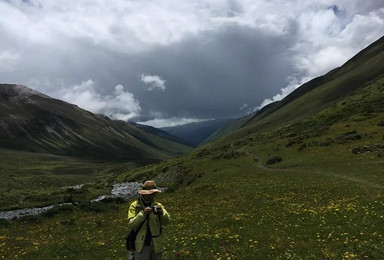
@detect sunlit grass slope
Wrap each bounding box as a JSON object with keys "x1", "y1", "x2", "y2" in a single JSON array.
[
  {"x1": 208, "y1": 35, "x2": 384, "y2": 143},
  {"x1": 1, "y1": 76, "x2": 383, "y2": 259}
]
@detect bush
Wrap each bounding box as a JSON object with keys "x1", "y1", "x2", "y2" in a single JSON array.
[
  {"x1": 336, "y1": 130, "x2": 362, "y2": 143},
  {"x1": 319, "y1": 137, "x2": 335, "y2": 147},
  {"x1": 286, "y1": 137, "x2": 303, "y2": 147},
  {"x1": 298, "y1": 143, "x2": 307, "y2": 151},
  {"x1": 60, "y1": 218, "x2": 76, "y2": 226},
  {"x1": 266, "y1": 156, "x2": 283, "y2": 165},
  {"x1": 78, "y1": 201, "x2": 120, "y2": 212},
  {"x1": 211, "y1": 149, "x2": 245, "y2": 160},
  {"x1": 42, "y1": 207, "x2": 61, "y2": 218},
  {"x1": 0, "y1": 219, "x2": 11, "y2": 227},
  {"x1": 78, "y1": 202, "x2": 108, "y2": 212},
  {"x1": 185, "y1": 171, "x2": 205, "y2": 186},
  {"x1": 57, "y1": 204, "x2": 76, "y2": 213},
  {"x1": 99, "y1": 197, "x2": 126, "y2": 204},
  {"x1": 18, "y1": 215, "x2": 42, "y2": 223},
  {"x1": 222, "y1": 150, "x2": 245, "y2": 159}
]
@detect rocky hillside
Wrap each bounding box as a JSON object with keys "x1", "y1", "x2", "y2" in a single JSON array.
[{"x1": 0, "y1": 84, "x2": 193, "y2": 160}]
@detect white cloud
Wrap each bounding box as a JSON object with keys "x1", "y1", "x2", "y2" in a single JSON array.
[
  {"x1": 0, "y1": 0, "x2": 308, "y2": 55},
  {"x1": 137, "y1": 117, "x2": 208, "y2": 128},
  {"x1": 255, "y1": 76, "x2": 312, "y2": 110},
  {"x1": 58, "y1": 80, "x2": 141, "y2": 121},
  {"x1": 0, "y1": 50, "x2": 20, "y2": 72},
  {"x1": 140, "y1": 74, "x2": 167, "y2": 91},
  {"x1": 256, "y1": 4, "x2": 384, "y2": 110},
  {"x1": 240, "y1": 103, "x2": 249, "y2": 110},
  {"x1": 1, "y1": 0, "x2": 384, "y2": 122}
]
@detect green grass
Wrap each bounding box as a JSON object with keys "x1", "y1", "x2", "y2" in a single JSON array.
[
  {"x1": 0, "y1": 49, "x2": 384, "y2": 258},
  {"x1": 1, "y1": 140, "x2": 383, "y2": 259},
  {"x1": 0, "y1": 149, "x2": 152, "y2": 210},
  {"x1": 1, "y1": 88, "x2": 384, "y2": 258}
]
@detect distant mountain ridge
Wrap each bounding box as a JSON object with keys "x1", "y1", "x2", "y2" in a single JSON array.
[
  {"x1": 161, "y1": 118, "x2": 233, "y2": 147},
  {"x1": 201, "y1": 113, "x2": 255, "y2": 144},
  {"x1": 0, "y1": 84, "x2": 193, "y2": 160}
]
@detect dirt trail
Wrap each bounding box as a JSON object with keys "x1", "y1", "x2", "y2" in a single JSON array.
[
  {"x1": 254, "y1": 156, "x2": 384, "y2": 189},
  {"x1": 312, "y1": 170, "x2": 384, "y2": 190}
]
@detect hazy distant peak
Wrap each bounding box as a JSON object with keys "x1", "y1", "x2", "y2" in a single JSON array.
[{"x1": 0, "y1": 84, "x2": 48, "y2": 98}]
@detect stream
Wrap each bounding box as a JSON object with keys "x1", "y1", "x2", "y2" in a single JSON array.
[{"x1": 0, "y1": 182, "x2": 142, "y2": 220}]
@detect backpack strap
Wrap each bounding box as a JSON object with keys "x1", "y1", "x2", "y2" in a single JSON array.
[
  {"x1": 136, "y1": 214, "x2": 149, "y2": 233},
  {"x1": 134, "y1": 197, "x2": 148, "y2": 232}
]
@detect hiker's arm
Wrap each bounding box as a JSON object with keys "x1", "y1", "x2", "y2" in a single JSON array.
[
  {"x1": 158, "y1": 203, "x2": 171, "y2": 225},
  {"x1": 127, "y1": 203, "x2": 146, "y2": 230}
]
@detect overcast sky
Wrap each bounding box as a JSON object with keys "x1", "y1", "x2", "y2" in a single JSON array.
[{"x1": 1, "y1": 0, "x2": 384, "y2": 127}]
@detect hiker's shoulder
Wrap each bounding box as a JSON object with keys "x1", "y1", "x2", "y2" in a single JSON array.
[
  {"x1": 155, "y1": 201, "x2": 165, "y2": 207},
  {"x1": 129, "y1": 199, "x2": 140, "y2": 207}
]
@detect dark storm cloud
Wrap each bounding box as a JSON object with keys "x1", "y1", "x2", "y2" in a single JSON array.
[
  {"x1": 128, "y1": 27, "x2": 294, "y2": 121},
  {"x1": 1, "y1": 0, "x2": 384, "y2": 127}
]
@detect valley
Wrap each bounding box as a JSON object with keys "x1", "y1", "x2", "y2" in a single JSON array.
[
  {"x1": 1, "y1": 74, "x2": 384, "y2": 258},
  {"x1": 0, "y1": 34, "x2": 383, "y2": 259}
]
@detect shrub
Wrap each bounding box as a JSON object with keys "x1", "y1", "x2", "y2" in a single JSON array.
[
  {"x1": 57, "y1": 204, "x2": 76, "y2": 213},
  {"x1": 99, "y1": 197, "x2": 126, "y2": 204},
  {"x1": 222, "y1": 150, "x2": 245, "y2": 159},
  {"x1": 286, "y1": 137, "x2": 303, "y2": 147},
  {"x1": 266, "y1": 156, "x2": 283, "y2": 165},
  {"x1": 319, "y1": 137, "x2": 335, "y2": 147},
  {"x1": 18, "y1": 215, "x2": 42, "y2": 223},
  {"x1": 336, "y1": 130, "x2": 362, "y2": 143},
  {"x1": 60, "y1": 218, "x2": 76, "y2": 226},
  {"x1": 42, "y1": 207, "x2": 60, "y2": 218},
  {"x1": 298, "y1": 143, "x2": 307, "y2": 151},
  {"x1": 0, "y1": 219, "x2": 11, "y2": 227},
  {"x1": 78, "y1": 202, "x2": 108, "y2": 212}
]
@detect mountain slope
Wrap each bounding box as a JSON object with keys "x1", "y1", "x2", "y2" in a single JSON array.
[
  {"x1": 2, "y1": 37, "x2": 384, "y2": 260},
  {"x1": 106, "y1": 73, "x2": 384, "y2": 259},
  {"x1": 240, "y1": 35, "x2": 384, "y2": 133},
  {"x1": 201, "y1": 113, "x2": 254, "y2": 144},
  {"x1": 0, "y1": 84, "x2": 193, "y2": 160},
  {"x1": 209, "y1": 35, "x2": 384, "y2": 142},
  {"x1": 162, "y1": 118, "x2": 233, "y2": 147},
  {"x1": 130, "y1": 122, "x2": 191, "y2": 147}
]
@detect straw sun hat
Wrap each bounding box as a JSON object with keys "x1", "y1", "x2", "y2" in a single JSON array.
[{"x1": 138, "y1": 180, "x2": 162, "y2": 195}]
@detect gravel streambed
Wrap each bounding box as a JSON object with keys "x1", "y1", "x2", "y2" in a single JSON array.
[{"x1": 0, "y1": 182, "x2": 143, "y2": 220}]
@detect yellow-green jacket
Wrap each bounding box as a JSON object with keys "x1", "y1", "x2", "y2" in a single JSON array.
[{"x1": 127, "y1": 197, "x2": 171, "y2": 253}]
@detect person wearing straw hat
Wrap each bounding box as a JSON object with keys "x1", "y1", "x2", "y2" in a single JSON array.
[{"x1": 128, "y1": 180, "x2": 171, "y2": 260}]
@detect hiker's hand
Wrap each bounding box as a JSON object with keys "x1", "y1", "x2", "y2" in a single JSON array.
[
  {"x1": 144, "y1": 207, "x2": 152, "y2": 215},
  {"x1": 156, "y1": 206, "x2": 163, "y2": 215}
]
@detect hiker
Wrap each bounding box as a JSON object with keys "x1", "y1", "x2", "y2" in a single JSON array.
[{"x1": 127, "y1": 180, "x2": 171, "y2": 260}]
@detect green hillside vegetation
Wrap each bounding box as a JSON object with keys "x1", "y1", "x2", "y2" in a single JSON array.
[
  {"x1": 0, "y1": 85, "x2": 192, "y2": 211},
  {"x1": 0, "y1": 84, "x2": 192, "y2": 160},
  {"x1": 1, "y1": 36, "x2": 384, "y2": 259},
  {"x1": 162, "y1": 118, "x2": 234, "y2": 147},
  {"x1": 202, "y1": 113, "x2": 254, "y2": 145},
  {"x1": 1, "y1": 71, "x2": 384, "y2": 258},
  {"x1": 0, "y1": 148, "x2": 152, "y2": 211},
  {"x1": 209, "y1": 35, "x2": 384, "y2": 143}
]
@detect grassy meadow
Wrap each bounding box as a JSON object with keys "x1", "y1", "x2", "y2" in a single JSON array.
[
  {"x1": 0, "y1": 149, "x2": 154, "y2": 211},
  {"x1": 1, "y1": 117, "x2": 383, "y2": 259},
  {"x1": 1, "y1": 78, "x2": 384, "y2": 259}
]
